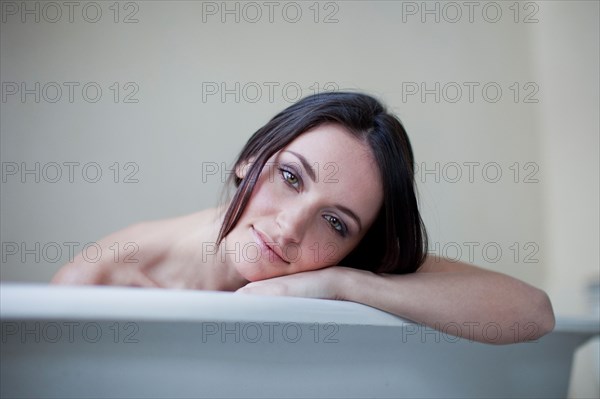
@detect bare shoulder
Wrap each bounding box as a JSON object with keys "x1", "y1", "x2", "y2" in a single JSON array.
[{"x1": 51, "y1": 210, "x2": 217, "y2": 286}]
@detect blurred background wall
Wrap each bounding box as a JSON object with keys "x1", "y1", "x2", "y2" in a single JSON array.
[{"x1": 1, "y1": 1, "x2": 598, "y2": 396}]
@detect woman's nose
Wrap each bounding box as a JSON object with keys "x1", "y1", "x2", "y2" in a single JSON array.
[{"x1": 275, "y1": 205, "x2": 309, "y2": 246}]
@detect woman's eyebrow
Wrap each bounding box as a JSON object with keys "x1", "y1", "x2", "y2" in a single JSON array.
[
  {"x1": 285, "y1": 150, "x2": 362, "y2": 232},
  {"x1": 336, "y1": 205, "x2": 363, "y2": 232},
  {"x1": 285, "y1": 150, "x2": 317, "y2": 182}
]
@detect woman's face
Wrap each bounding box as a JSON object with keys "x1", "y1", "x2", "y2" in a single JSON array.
[{"x1": 224, "y1": 123, "x2": 384, "y2": 282}]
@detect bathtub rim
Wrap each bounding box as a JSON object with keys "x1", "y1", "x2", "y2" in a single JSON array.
[{"x1": 1, "y1": 282, "x2": 598, "y2": 334}]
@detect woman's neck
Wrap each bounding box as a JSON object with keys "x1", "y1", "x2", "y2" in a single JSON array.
[
  {"x1": 196, "y1": 206, "x2": 249, "y2": 291},
  {"x1": 141, "y1": 206, "x2": 247, "y2": 291}
]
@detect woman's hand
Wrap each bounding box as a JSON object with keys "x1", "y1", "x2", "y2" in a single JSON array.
[{"x1": 236, "y1": 266, "x2": 354, "y2": 300}]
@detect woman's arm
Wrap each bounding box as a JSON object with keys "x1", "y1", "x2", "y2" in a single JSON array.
[{"x1": 237, "y1": 257, "x2": 556, "y2": 345}]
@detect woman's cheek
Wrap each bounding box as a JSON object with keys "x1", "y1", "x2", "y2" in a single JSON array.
[
  {"x1": 299, "y1": 239, "x2": 343, "y2": 268},
  {"x1": 247, "y1": 174, "x2": 282, "y2": 214}
]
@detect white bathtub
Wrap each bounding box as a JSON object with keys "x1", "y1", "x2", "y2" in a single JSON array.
[{"x1": 1, "y1": 283, "x2": 598, "y2": 398}]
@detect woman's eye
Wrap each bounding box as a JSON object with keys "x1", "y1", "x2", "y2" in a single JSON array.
[
  {"x1": 280, "y1": 169, "x2": 299, "y2": 188},
  {"x1": 324, "y1": 215, "x2": 346, "y2": 236}
]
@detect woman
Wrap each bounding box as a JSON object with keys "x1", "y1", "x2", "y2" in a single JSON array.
[{"x1": 52, "y1": 91, "x2": 555, "y2": 344}]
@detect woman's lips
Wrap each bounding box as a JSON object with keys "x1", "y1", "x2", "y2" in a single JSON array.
[{"x1": 251, "y1": 226, "x2": 289, "y2": 264}]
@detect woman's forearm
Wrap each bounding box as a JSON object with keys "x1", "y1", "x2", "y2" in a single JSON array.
[{"x1": 338, "y1": 265, "x2": 555, "y2": 345}]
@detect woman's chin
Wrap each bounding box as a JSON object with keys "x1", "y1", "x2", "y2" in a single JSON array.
[{"x1": 233, "y1": 262, "x2": 271, "y2": 283}]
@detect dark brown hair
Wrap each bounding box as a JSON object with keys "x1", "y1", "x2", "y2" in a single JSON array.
[{"x1": 217, "y1": 91, "x2": 428, "y2": 274}]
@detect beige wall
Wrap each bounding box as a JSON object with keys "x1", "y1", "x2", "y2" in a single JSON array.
[
  {"x1": 530, "y1": 2, "x2": 599, "y2": 317},
  {"x1": 1, "y1": 0, "x2": 597, "y2": 331}
]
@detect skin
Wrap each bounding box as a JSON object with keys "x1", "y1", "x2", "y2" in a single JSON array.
[{"x1": 52, "y1": 124, "x2": 556, "y2": 345}]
